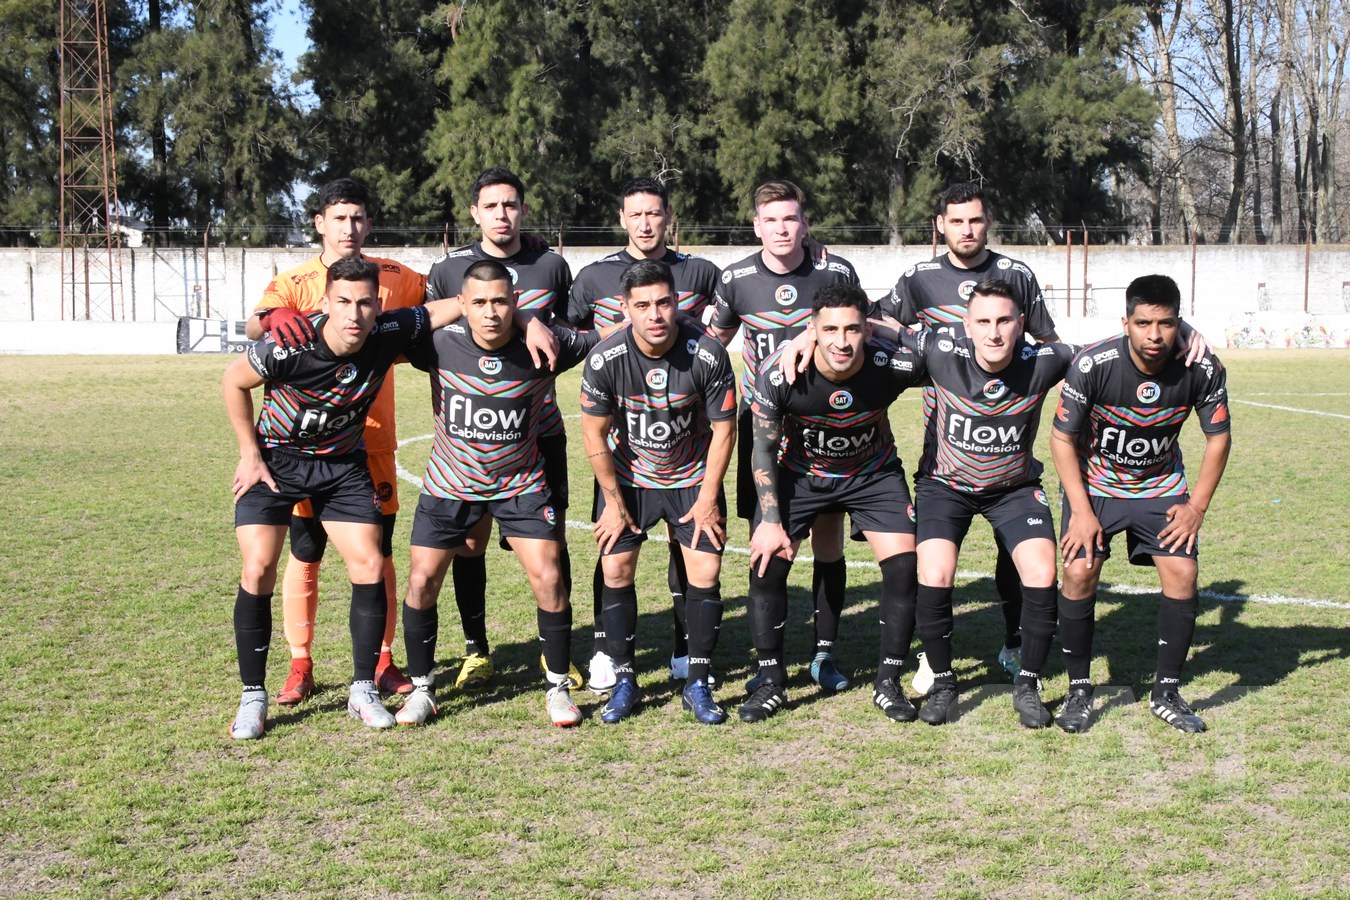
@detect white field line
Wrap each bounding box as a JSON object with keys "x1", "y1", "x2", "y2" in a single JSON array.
[
  {"x1": 1230, "y1": 399, "x2": 1350, "y2": 420},
  {"x1": 395, "y1": 433, "x2": 1349, "y2": 611}
]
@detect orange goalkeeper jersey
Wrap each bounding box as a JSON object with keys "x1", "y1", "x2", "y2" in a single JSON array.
[{"x1": 256, "y1": 254, "x2": 427, "y2": 454}]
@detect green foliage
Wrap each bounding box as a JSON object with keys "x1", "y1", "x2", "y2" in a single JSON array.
[{"x1": 0, "y1": 0, "x2": 60, "y2": 244}]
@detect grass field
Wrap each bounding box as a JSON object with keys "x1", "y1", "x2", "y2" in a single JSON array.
[{"x1": 1, "y1": 350, "x2": 1348, "y2": 898}]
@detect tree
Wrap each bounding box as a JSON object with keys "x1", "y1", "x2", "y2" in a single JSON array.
[{"x1": 0, "y1": 0, "x2": 60, "y2": 245}]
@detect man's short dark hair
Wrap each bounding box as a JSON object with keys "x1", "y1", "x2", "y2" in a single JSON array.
[
  {"x1": 316, "y1": 177, "x2": 371, "y2": 216},
  {"x1": 620, "y1": 259, "x2": 675, "y2": 298},
  {"x1": 937, "y1": 182, "x2": 988, "y2": 219},
  {"x1": 619, "y1": 177, "x2": 669, "y2": 208},
  {"x1": 970, "y1": 278, "x2": 1017, "y2": 305},
  {"x1": 1125, "y1": 275, "x2": 1182, "y2": 317},
  {"x1": 463, "y1": 258, "x2": 513, "y2": 285},
  {"x1": 326, "y1": 256, "x2": 380, "y2": 291},
  {"x1": 753, "y1": 179, "x2": 806, "y2": 211},
  {"x1": 812, "y1": 283, "x2": 870, "y2": 317},
  {"x1": 471, "y1": 167, "x2": 526, "y2": 206}
]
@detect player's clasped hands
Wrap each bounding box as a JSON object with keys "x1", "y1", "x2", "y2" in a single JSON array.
[
  {"x1": 1158, "y1": 501, "x2": 1205, "y2": 554},
  {"x1": 679, "y1": 496, "x2": 726, "y2": 551}
]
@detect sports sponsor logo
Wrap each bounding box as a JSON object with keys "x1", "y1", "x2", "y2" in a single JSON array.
[
  {"x1": 904, "y1": 266, "x2": 916, "y2": 278},
  {"x1": 480, "y1": 357, "x2": 503, "y2": 375},
  {"x1": 917, "y1": 262, "x2": 940, "y2": 272},
  {"x1": 889, "y1": 358, "x2": 914, "y2": 372},
  {"x1": 375, "y1": 320, "x2": 400, "y2": 333},
  {"x1": 774, "y1": 285, "x2": 797, "y2": 306},
  {"x1": 336, "y1": 364, "x2": 358, "y2": 384},
  {"x1": 828, "y1": 390, "x2": 853, "y2": 410},
  {"x1": 1137, "y1": 381, "x2": 1161, "y2": 403},
  {"x1": 1061, "y1": 384, "x2": 1087, "y2": 403},
  {"x1": 938, "y1": 339, "x2": 954, "y2": 353},
  {"x1": 1012, "y1": 262, "x2": 1033, "y2": 277},
  {"x1": 1026, "y1": 517, "x2": 1043, "y2": 526},
  {"x1": 827, "y1": 261, "x2": 851, "y2": 276},
  {"x1": 380, "y1": 263, "x2": 400, "y2": 273},
  {"x1": 646, "y1": 368, "x2": 668, "y2": 390},
  {"x1": 1078, "y1": 355, "x2": 1093, "y2": 373},
  {"x1": 873, "y1": 350, "x2": 889, "y2": 367},
  {"x1": 1198, "y1": 357, "x2": 1215, "y2": 378},
  {"x1": 997, "y1": 258, "x2": 1012, "y2": 270},
  {"x1": 1034, "y1": 489, "x2": 1049, "y2": 506},
  {"x1": 590, "y1": 354, "x2": 604, "y2": 371},
  {"x1": 731, "y1": 265, "x2": 756, "y2": 279},
  {"x1": 768, "y1": 369, "x2": 785, "y2": 386},
  {"x1": 1092, "y1": 348, "x2": 1119, "y2": 363},
  {"x1": 983, "y1": 379, "x2": 1007, "y2": 400},
  {"x1": 687, "y1": 338, "x2": 699, "y2": 354},
  {"x1": 697, "y1": 348, "x2": 718, "y2": 367},
  {"x1": 721, "y1": 269, "x2": 733, "y2": 284},
  {"x1": 506, "y1": 266, "x2": 520, "y2": 284},
  {"x1": 603, "y1": 344, "x2": 629, "y2": 361}
]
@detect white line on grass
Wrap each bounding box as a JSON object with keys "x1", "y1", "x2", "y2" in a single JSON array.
[
  {"x1": 1230, "y1": 399, "x2": 1350, "y2": 420},
  {"x1": 394, "y1": 433, "x2": 1349, "y2": 611}
]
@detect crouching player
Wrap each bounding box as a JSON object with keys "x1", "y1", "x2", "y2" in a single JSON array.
[
  {"x1": 1051, "y1": 275, "x2": 1231, "y2": 734},
  {"x1": 580, "y1": 260, "x2": 737, "y2": 725},
  {"x1": 743, "y1": 284, "x2": 927, "y2": 723},
  {"x1": 394, "y1": 259, "x2": 600, "y2": 728},
  {"x1": 223, "y1": 258, "x2": 455, "y2": 739}
]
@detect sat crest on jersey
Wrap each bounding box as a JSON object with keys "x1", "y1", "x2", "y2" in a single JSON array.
[
  {"x1": 1137, "y1": 382, "x2": 1161, "y2": 403},
  {"x1": 646, "y1": 369, "x2": 668, "y2": 390},
  {"x1": 828, "y1": 390, "x2": 853, "y2": 410},
  {"x1": 775, "y1": 285, "x2": 797, "y2": 306},
  {"x1": 480, "y1": 357, "x2": 503, "y2": 375},
  {"x1": 336, "y1": 364, "x2": 358, "y2": 384}
]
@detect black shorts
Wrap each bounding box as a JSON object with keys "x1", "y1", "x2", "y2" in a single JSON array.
[
  {"x1": 235, "y1": 449, "x2": 380, "y2": 528},
  {"x1": 735, "y1": 406, "x2": 756, "y2": 521},
  {"x1": 1059, "y1": 493, "x2": 1199, "y2": 565},
  {"x1": 915, "y1": 478, "x2": 1055, "y2": 549},
  {"x1": 412, "y1": 491, "x2": 562, "y2": 551},
  {"x1": 493, "y1": 433, "x2": 569, "y2": 551},
  {"x1": 596, "y1": 483, "x2": 727, "y2": 556},
  {"x1": 755, "y1": 462, "x2": 916, "y2": 542}
]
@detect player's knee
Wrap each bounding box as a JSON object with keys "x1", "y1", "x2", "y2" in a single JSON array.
[
  {"x1": 809, "y1": 524, "x2": 845, "y2": 560},
  {"x1": 404, "y1": 566, "x2": 444, "y2": 609},
  {"x1": 239, "y1": 556, "x2": 279, "y2": 594}
]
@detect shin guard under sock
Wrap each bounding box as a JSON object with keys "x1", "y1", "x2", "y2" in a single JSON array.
[
  {"x1": 600, "y1": 583, "x2": 639, "y2": 678},
  {"x1": 402, "y1": 602, "x2": 438, "y2": 679},
  {"x1": 235, "y1": 586, "x2": 272, "y2": 689},
  {"x1": 684, "y1": 584, "x2": 723, "y2": 683},
  {"x1": 1017, "y1": 585, "x2": 1058, "y2": 686},
  {"x1": 915, "y1": 582, "x2": 956, "y2": 685},
  {"x1": 995, "y1": 541, "x2": 1022, "y2": 648},
  {"x1": 1154, "y1": 594, "x2": 1199, "y2": 698},
  {"x1": 1058, "y1": 591, "x2": 1097, "y2": 689},
  {"x1": 812, "y1": 558, "x2": 847, "y2": 656},
  {"x1": 281, "y1": 558, "x2": 320, "y2": 658},
  {"x1": 747, "y1": 557, "x2": 792, "y2": 686},
  {"x1": 452, "y1": 554, "x2": 490, "y2": 657},
  {"x1": 349, "y1": 581, "x2": 386, "y2": 682},
  {"x1": 537, "y1": 606, "x2": 573, "y2": 684},
  {"x1": 668, "y1": 541, "x2": 689, "y2": 658},
  {"x1": 876, "y1": 552, "x2": 917, "y2": 684}
]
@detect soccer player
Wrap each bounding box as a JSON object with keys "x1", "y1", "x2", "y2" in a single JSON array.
[
  {"x1": 871, "y1": 182, "x2": 1059, "y2": 684},
  {"x1": 579, "y1": 259, "x2": 737, "y2": 725},
  {"x1": 394, "y1": 259, "x2": 600, "y2": 728},
  {"x1": 710, "y1": 179, "x2": 862, "y2": 693},
  {"x1": 223, "y1": 258, "x2": 456, "y2": 739},
  {"x1": 423, "y1": 167, "x2": 575, "y2": 693},
  {"x1": 568, "y1": 177, "x2": 723, "y2": 688},
  {"x1": 1051, "y1": 274, "x2": 1231, "y2": 734},
  {"x1": 245, "y1": 178, "x2": 425, "y2": 705},
  {"x1": 742, "y1": 284, "x2": 926, "y2": 723}
]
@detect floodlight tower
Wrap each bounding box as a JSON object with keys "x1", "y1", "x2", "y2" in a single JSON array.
[{"x1": 59, "y1": 0, "x2": 124, "y2": 321}]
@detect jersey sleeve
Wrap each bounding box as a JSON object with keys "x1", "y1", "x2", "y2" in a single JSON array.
[
  {"x1": 578, "y1": 348, "x2": 615, "y2": 418},
  {"x1": 879, "y1": 275, "x2": 919, "y2": 326},
  {"x1": 1053, "y1": 355, "x2": 1094, "y2": 436},
  {"x1": 698, "y1": 342, "x2": 738, "y2": 422},
  {"x1": 1193, "y1": 355, "x2": 1232, "y2": 434},
  {"x1": 1019, "y1": 269, "x2": 1056, "y2": 339},
  {"x1": 892, "y1": 328, "x2": 929, "y2": 386},
  {"x1": 551, "y1": 322, "x2": 602, "y2": 373},
  {"x1": 385, "y1": 265, "x2": 428, "y2": 311},
  {"x1": 566, "y1": 276, "x2": 597, "y2": 329},
  {"x1": 245, "y1": 337, "x2": 287, "y2": 380},
  {"x1": 749, "y1": 353, "x2": 789, "y2": 422},
  {"x1": 424, "y1": 260, "x2": 454, "y2": 301},
  {"x1": 710, "y1": 281, "x2": 741, "y2": 331}
]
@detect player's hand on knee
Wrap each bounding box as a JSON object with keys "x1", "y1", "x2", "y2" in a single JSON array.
[
  {"x1": 1158, "y1": 501, "x2": 1203, "y2": 554},
  {"x1": 257, "y1": 307, "x2": 317, "y2": 349},
  {"x1": 1059, "y1": 516, "x2": 1102, "y2": 566},
  {"x1": 680, "y1": 499, "x2": 725, "y2": 551},
  {"x1": 749, "y1": 522, "x2": 792, "y2": 576}
]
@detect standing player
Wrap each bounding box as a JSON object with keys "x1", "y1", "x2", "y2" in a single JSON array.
[
  {"x1": 394, "y1": 260, "x2": 599, "y2": 728},
  {"x1": 710, "y1": 180, "x2": 861, "y2": 693},
  {"x1": 872, "y1": 182, "x2": 1059, "y2": 685},
  {"x1": 245, "y1": 178, "x2": 425, "y2": 705},
  {"x1": 568, "y1": 177, "x2": 723, "y2": 688},
  {"x1": 1051, "y1": 275, "x2": 1231, "y2": 734},
  {"x1": 743, "y1": 285, "x2": 927, "y2": 723},
  {"x1": 579, "y1": 260, "x2": 737, "y2": 724},
  {"x1": 223, "y1": 258, "x2": 454, "y2": 739},
  {"x1": 423, "y1": 167, "x2": 575, "y2": 692}
]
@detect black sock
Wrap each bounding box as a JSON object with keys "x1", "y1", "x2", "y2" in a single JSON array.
[
  {"x1": 876, "y1": 552, "x2": 916, "y2": 685},
  {"x1": 537, "y1": 606, "x2": 573, "y2": 684},
  {"x1": 600, "y1": 583, "x2": 638, "y2": 679},
  {"x1": 1154, "y1": 594, "x2": 1199, "y2": 699},
  {"x1": 452, "y1": 554, "x2": 489, "y2": 656},
  {"x1": 916, "y1": 582, "x2": 956, "y2": 686},
  {"x1": 349, "y1": 581, "x2": 385, "y2": 682},
  {"x1": 684, "y1": 584, "x2": 723, "y2": 684},
  {"x1": 234, "y1": 586, "x2": 272, "y2": 690},
  {"x1": 995, "y1": 542, "x2": 1022, "y2": 648},
  {"x1": 812, "y1": 558, "x2": 847, "y2": 656},
  {"x1": 402, "y1": 602, "x2": 438, "y2": 679},
  {"x1": 668, "y1": 542, "x2": 689, "y2": 658},
  {"x1": 747, "y1": 557, "x2": 793, "y2": 687},
  {"x1": 1058, "y1": 591, "x2": 1097, "y2": 691},
  {"x1": 591, "y1": 559, "x2": 606, "y2": 648},
  {"x1": 1017, "y1": 586, "x2": 1058, "y2": 686}
]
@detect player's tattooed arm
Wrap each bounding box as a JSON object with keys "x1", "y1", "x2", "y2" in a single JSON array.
[
  {"x1": 1158, "y1": 430, "x2": 1231, "y2": 554},
  {"x1": 221, "y1": 356, "x2": 277, "y2": 500},
  {"x1": 750, "y1": 413, "x2": 784, "y2": 525}
]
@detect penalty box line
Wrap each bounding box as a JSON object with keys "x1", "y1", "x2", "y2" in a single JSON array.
[{"x1": 395, "y1": 434, "x2": 1348, "y2": 612}]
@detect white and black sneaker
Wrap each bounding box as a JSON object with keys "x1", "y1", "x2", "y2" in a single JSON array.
[
  {"x1": 872, "y1": 678, "x2": 918, "y2": 723},
  {"x1": 738, "y1": 683, "x2": 788, "y2": 723},
  {"x1": 1057, "y1": 686, "x2": 1094, "y2": 733},
  {"x1": 1150, "y1": 690, "x2": 1206, "y2": 733},
  {"x1": 1013, "y1": 683, "x2": 1053, "y2": 729}
]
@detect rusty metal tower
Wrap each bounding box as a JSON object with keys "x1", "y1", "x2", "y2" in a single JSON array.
[{"x1": 59, "y1": 0, "x2": 124, "y2": 321}]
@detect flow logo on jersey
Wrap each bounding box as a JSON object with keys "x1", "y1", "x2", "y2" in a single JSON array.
[
  {"x1": 480, "y1": 357, "x2": 503, "y2": 375},
  {"x1": 295, "y1": 407, "x2": 363, "y2": 439},
  {"x1": 828, "y1": 390, "x2": 853, "y2": 410},
  {"x1": 1100, "y1": 427, "x2": 1176, "y2": 466},
  {"x1": 445, "y1": 394, "x2": 527, "y2": 441},
  {"x1": 804, "y1": 425, "x2": 876, "y2": 458},
  {"x1": 947, "y1": 413, "x2": 1026, "y2": 452},
  {"x1": 646, "y1": 368, "x2": 668, "y2": 390},
  {"x1": 626, "y1": 409, "x2": 694, "y2": 449},
  {"x1": 983, "y1": 379, "x2": 1007, "y2": 400},
  {"x1": 774, "y1": 285, "x2": 798, "y2": 306},
  {"x1": 1137, "y1": 382, "x2": 1161, "y2": 403}
]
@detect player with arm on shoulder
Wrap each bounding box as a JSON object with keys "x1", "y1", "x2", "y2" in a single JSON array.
[
  {"x1": 568, "y1": 177, "x2": 724, "y2": 690},
  {"x1": 1050, "y1": 274, "x2": 1232, "y2": 734},
  {"x1": 579, "y1": 259, "x2": 737, "y2": 724},
  {"x1": 709, "y1": 179, "x2": 862, "y2": 694},
  {"x1": 245, "y1": 177, "x2": 427, "y2": 706}
]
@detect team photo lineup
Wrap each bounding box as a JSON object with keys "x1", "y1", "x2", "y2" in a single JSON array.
[{"x1": 224, "y1": 169, "x2": 1231, "y2": 740}]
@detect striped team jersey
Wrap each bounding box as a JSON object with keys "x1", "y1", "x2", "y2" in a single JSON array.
[
  {"x1": 1053, "y1": 335, "x2": 1231, "y2": 498},
  {"x1": 425, "y1": 242, "x2": 573, "y2": 438},
  {"x1": 255, "y1": 254, "x2": 426, "y2": 454},
  {"x1": 567, "y1": 248, "x2": 721, "y2": 329},
  {"x1": 751, "y1": 332, "x2": 927, "y2": 478},
  {"x1": 579, "y1": 320, "x2": 737, "y2": 489},
  {"x1": 711, "y1": 251, "x2": 860, "y2": 404},
  {"x1": 247, "y1": 307, "x2": 432, "y2": 456},
  {"x1": 405, "y1": 322, "x2": 597, "y2": 501},
  {"x1": 875, "y1": 250, "x2": 1055, "y2": 340},
  {"x1": 918, "y1": 337, "x2": 1074, "y2": 492}
]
